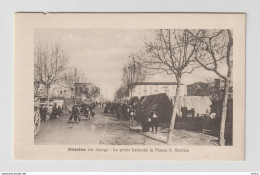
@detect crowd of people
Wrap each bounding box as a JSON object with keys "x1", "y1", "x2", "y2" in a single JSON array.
[
  {"x1": 103, "y1": 102, "x2": 159, "y2": 134},
  {"x1": 68, "y1": 102, "x2": 97, "y2": 123},
  {"x1": 39, "y1": 99, "x2": 160, "y2": 134},
  {"x1": 39, "y1": 103, "x2": 64, "y2": 122},
  {"x1": 37, "y1": 100, "x2": 99, "y2": 124}
]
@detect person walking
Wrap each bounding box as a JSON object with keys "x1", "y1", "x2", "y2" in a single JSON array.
[{"x1": 68, "y1": 104, "x2": 81, "y2": 123}]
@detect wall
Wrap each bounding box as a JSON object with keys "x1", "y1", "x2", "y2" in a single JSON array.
[{"x1": 131, "y1": 84, "x2": 187, "y2": 99}]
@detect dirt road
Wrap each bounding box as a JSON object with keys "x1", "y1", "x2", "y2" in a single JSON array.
[{"x1": 34, "y1": 105, "x2": 164, "y2": 145}]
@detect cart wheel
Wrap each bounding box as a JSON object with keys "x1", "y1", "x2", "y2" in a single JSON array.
[{"x1": 34, "y1": 111, "x2": 41, "y2": 135}]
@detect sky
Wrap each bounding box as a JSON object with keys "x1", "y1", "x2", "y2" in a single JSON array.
[{"x1": 35, "y1": 29, "x2": 225, "y2": 100}]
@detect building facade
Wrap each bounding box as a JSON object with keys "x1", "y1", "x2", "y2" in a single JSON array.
[
  {"x1": 50, "y1": 85, "x2": 74, "y2": 98},
  {"x1": 187, "y1": 79, "x2": 233, "y2": 99},
  {"x1": 131, "y1": 82, "x2": 187, "y2": 100},
  {"x1": 186, "y1": 82, "x2": 210, "y2": 96}
]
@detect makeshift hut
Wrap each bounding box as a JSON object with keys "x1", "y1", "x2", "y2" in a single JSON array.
[
  {"x1": 139, "y1": 95, "x2": 154, "y2": 111},
  {"x1": 135, "y1": 93, "x2": 173, "y2": 123},
  {"x1": 135, "y1": 96, "x2": 145, "y2": 109},
  {"x1": 144, "y1": 93, "x2": 173, "y2": 123},
  {"x1": 128, "y1": 96, "x2": 139, "y2": 107}
]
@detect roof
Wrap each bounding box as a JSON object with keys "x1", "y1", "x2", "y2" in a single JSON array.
[
  {"x1": 187, "y1": 82, "x2": 208, "y2": 87},
  {"x1": 134, "y1": 82, "x2": 184, "y2": 85}
]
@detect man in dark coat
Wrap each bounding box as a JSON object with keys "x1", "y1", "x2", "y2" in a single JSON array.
[
  {"x1": 57, "y1": 106, "x2": 62, "y2": 116},
  {"x1": 80, "y1": 104, "x2": 89, "y2": 119},
  {"x1": 122, "y1": 104, "x2": 128, "y2": 120},
  {"x1": 104, "y1": 104, "x2": 108, "y2": 115},
  {"x1": 116, "y1": 104, "x2": 122, "y2": 120},
  {"x1": 69, "y1": 105, "x2": 81, "y2": 123},
  {"x1": 41, "y1": 106, "x2": 47, "y2": 122},
  {"x1": 51, "y1": 103, "x2": 58, "y2": 119}
]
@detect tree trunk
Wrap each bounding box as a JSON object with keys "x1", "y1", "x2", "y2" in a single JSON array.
[
  {"x1": 219, "y1": 80, "x2": 230, "y2": 146},
  {"x1": 46, "y1": 84, "x2": 50, "y2": 108},
  {"x1": 167, "y1": 76, "x2": 181, "y2": 144}
]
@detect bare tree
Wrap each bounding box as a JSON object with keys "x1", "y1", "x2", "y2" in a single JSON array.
[
  {"x1": 34, "y1": 44, "x2": 68, "y2": 107},
  {"x1": 136, "y1": 29, "x2": 200, "y2": 144},
  {"x1": 114, "y1": 85, "x2": 128, "y2": 102},
  {"x1": 188, "y1": 29, "x2": 233, "y2": 146},
  {"x1": 64, "y1": 67, "x2": 84, "y2": 92},
  {"x1": 64, "y1": 67, "x2": 100, "y2": 102},
  {"x1": 121, "y1": 57, "x2": 146, "y2": 98}
]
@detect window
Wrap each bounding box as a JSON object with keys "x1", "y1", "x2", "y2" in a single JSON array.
[{"x1": 162, "y1": 85, "x2": 169, "y2": 94}]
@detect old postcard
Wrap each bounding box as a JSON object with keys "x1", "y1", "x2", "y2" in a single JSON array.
[{"x1": 14, "y1": 13, "x2": 245, "y2": 160}]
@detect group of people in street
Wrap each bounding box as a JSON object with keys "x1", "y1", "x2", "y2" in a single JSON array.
[
  {"x1": 103, "y1": 103, "x2": 133, "y2": 121},
  {"x1": 103, "y1": 102, "x2": 160, "y2": 134},
  {"x1": 50, "y1": 103, "x2": 63, "y2": 119},
  {"x1": 141, "y1": 110, "x2": 159, "y2": 134},
  {"x1": 39, "y1": 103, "x2": 64, "y2": 122},
  {"x1": 68, "y1": 102, "x2": 96, "y2": 123}
]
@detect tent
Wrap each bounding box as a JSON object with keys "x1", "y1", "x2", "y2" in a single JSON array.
[
  {"x1": 135, "y1": 93, "x2": 173, "y2": 123},
  {"x1": 135, "y1": 96, "x2": 145, "y2": 109},
  {"x1": 128, "y1": 96, "x2": 139, "y2": 106}
]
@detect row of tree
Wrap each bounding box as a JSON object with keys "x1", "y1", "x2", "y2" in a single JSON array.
[
  {"x1": 34, "y1": 44, "x2": 100, "y2": 105},
  {"x1": 132, "y1": 29, "x2": 232, "y2": 146},
  {"x1": 114, "y1": 58, "x2": 146, "y2": 102}
]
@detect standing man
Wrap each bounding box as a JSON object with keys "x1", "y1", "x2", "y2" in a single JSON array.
[
  {"x1": 151, "y1": 111, "x2": 159, "y2": 133},
  {"x1": 51, "y1": 103, "x2": 58, "y2": 119},
  {"x1": 129, "y1": 106, "x2": 135, "y2": 125},
  {"x1": 68, "y1": 104, "x2": 81, "y2": 123},
  {"x1": 42, "y1": 106, "x2": 47, "y2": 122}
]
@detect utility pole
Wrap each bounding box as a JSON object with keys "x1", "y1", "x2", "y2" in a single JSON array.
[
  {"x1": 162, "y1": 85, "x2": 169, "y2": 95},
  {"x1": 129, "y1": 57, "x2": 136, "y2": 99}
]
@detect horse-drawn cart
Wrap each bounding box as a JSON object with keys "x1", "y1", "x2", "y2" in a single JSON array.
[{"x1": 34, "y1": 102, "x2": 41, "y2": 135}]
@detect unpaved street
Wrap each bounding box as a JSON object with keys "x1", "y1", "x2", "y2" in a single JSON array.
[{"x1": 34, "y1": 105, "x2": 164, "y2": 145}]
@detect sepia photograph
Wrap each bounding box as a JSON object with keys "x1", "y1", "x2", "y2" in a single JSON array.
[
  {"x1": 33, "y1": 29, "x2": 233, "y2": 146},
  {"x1": 14, "y1": 13, "x2": 245, "y2": 160}
]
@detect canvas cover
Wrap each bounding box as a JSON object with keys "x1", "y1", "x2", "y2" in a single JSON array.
[
  {"x1": 128, "y1": 96, "x2": 139, "y2": 106},
  {"x1": 135, "y1": 93, "x2": 173, "y2": 123}
]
